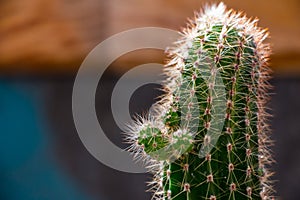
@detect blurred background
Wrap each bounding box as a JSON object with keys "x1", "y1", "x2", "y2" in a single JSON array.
[{"x1": 0, "y1": 0, "x2": 300, "y2": 199}]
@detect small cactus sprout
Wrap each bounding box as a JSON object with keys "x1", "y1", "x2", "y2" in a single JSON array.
[{"x1": 125, "y1": 2, "x2": 273, "y2": 200}]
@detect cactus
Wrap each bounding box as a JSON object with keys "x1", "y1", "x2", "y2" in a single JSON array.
[{"x1": 126, "y1": 3, "x2": 273, "y2": 200}]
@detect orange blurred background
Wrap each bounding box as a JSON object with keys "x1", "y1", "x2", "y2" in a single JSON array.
[{"x1": 1, "y1": 0, "x2": 300, "y2": 74}]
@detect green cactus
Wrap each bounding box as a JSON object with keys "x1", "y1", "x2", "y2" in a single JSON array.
[{"x1": 126, "y1": 3, "x2": 273, "y2": 200}]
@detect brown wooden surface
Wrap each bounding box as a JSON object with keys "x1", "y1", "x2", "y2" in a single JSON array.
[{"x1": 0, "y1": 0, "x2": 300, "y2": 74}]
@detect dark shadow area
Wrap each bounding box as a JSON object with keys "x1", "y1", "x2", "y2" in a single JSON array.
[{"x1": 0, "y1": 69, "x2": 300, "y2": 200}]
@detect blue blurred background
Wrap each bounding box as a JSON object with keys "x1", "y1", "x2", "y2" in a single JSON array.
[
  {"x1": 0, "y1": 81, "x2": 92, "y2": 199},
  {"x1": 1, "y1": 0, "x2": 300, "y2": 199}
]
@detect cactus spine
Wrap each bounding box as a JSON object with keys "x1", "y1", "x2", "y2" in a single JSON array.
[{"x1": 126, "y1": 3, "x2": 273, "y2": 199}]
